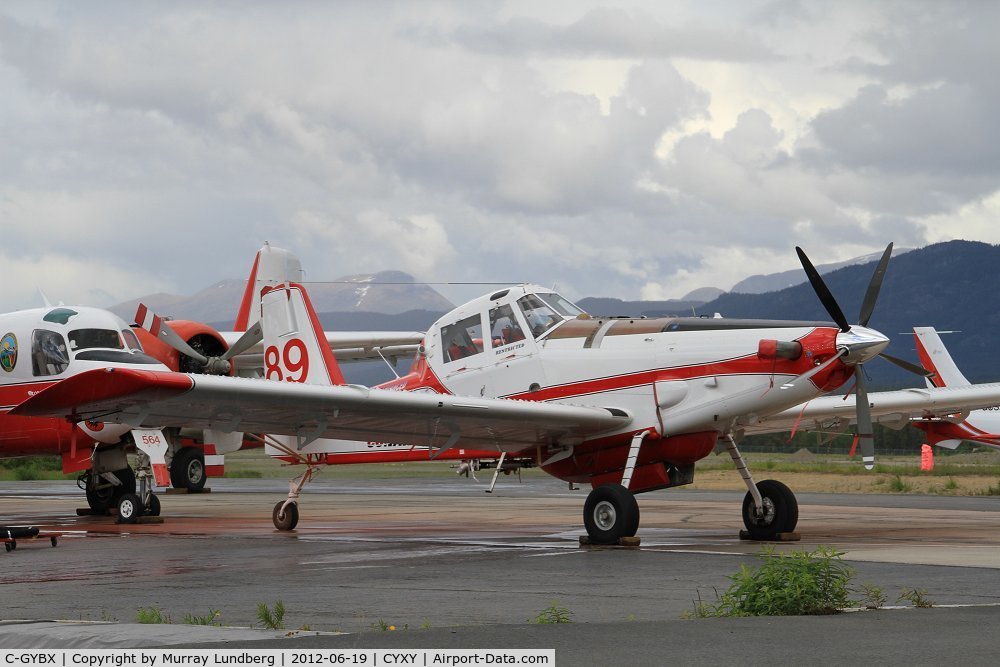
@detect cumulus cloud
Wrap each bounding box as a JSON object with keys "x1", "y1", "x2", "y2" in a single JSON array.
[{"x1": 0, "y1": 1, "x2": 996, "y2": 311}]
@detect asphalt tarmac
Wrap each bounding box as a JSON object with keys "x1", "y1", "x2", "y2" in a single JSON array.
[{"x1": 2, "y1": 476, "x2": 1000, "y2": 662}]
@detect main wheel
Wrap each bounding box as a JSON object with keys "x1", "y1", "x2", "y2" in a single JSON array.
[
  {"x1": 85, "y1": 473, "x2": 115, "y2": 513},
  {"x1": 84, "y1": 466, "x2": 135, "y2": 513},
  {"x1": 583, "y1": 484, "x2": 639, "y2": 544},
  {"x1": 742, "y1": 479, "x2": 799, "y2": 540},
  {"x1": 147, "y1": 494, "x2": 161, "y2": 517},
  {"x1": 272, "y1": 501, "x2": 299, "y2": 531},
  {"x1": 117, "y1": 493, "x2": 143, "y2": 524},
  {"x1": 170, "y1": 447, "x2": 206, "y2": 491}
]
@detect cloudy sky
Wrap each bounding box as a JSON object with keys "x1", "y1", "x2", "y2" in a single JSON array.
[{"x1": 2, "y1": 0, "x2": 999, "y2": 311}]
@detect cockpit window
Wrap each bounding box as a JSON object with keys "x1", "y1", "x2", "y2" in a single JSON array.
[
  {"x1": 121, "y1": 329, "x2": 143, "y2": 352},
  {"x1": 536, "y1": 292, "x2": 585, "y2": 318},
  {"x1": 441, "y1": 314, "x2": 484, "y2": 363},
  {"x1": 489, "y1": 304, "x2": 526, "y2": 347},
  {"x1": 69, "y1": 329, "x2": 124, "y2": 352},
  {"x1": 32, "y1": 330, "x2": 70, "y2": 377},
  {"x1": 517, "y1": 294, "x2": 564, "y2": 338}
]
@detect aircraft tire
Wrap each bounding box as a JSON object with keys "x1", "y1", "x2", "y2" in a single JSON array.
[
  {"x1": 85, "y1": 476, "x2": 114, "y2": 514},
  {"x1": 583, "y1": 484, "x2": 639, "y2": 545},
  {"x1": 742, "y1": 479, "x2": 798, "y2": 539},
  {"x1": 272, "y1": 501, "x2": 299, "y2": 531},
  {"x1": 117, "y1": 493, "x2": 143, "y2": 524},
  {"x1": 147, "y1": 494, "x2": 161, "y2": 517},
  {"x1": 170, "y1": 447, "x2": 206, "y2": 491}
]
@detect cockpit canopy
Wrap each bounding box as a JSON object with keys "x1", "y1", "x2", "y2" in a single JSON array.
[
  {"x1": 433, "y1": 286, "x2": 586, "y2": 363},
  {"x1": 28, "y1": 308, "x2": 156, "y2": 377}
]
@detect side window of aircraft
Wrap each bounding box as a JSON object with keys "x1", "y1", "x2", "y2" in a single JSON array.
[
  {"x1": 31, "y1": 330, "x2": 70, "y2": 377},
  {"x1": 68, "y1": 329, "x2": 124, "y2": 352},
  {"x1": 441, "y1": 314, "x2": 485, "y2": 363},
  {"x1": 121, "y1": 328, "x2": 143, "y2": 352},
  {"x1": 517, "y1": 294, "x2": 563, "y2": 339},
  {"x1": 489, "y1": 304, "x2": 526, "y2": 347}
]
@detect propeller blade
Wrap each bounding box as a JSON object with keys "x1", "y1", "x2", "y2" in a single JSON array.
[
  {"x1": 220, "y1": 321, "x2": 263, "y2": 362},
  {"x1": 879, "y1": 352, "x2": 934, "y2": 378},
  {"x1": 858, "y1": 243, "x2": 893, "y2": 327},
  {"x1": 854, "y1": 368, "x2": 875, "y2": 470},
  {"x1": 795, "y1": 247, "x2": 850, "y2": 332},
  {"x1": 134, "y1": 304, "x2": 209, "y2": 365}
]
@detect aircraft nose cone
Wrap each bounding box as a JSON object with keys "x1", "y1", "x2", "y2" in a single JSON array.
[{"x1": 837, "y1": 325, "x2": 890, "y2": 364}]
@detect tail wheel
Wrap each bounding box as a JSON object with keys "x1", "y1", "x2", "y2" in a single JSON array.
[
  {"x1": 742, "y1": 479, "x2": 799, "y2": 539},
  {"x1": 583, "y1": 483, "x2": 639, "y2": 544},
  {"x1": 272, "y1": 501, "x2": 299, "y2": 531},
  {"x1": 170, "y1": 447, "x2": 206, "y2": 491},
  {"x1": 117, "y1": 493, "x2": 143, "y2": 524}
]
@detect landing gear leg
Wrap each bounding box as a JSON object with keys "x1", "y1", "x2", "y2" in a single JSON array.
[
  {"x1": 273, "y1": 465, "x2": 317, "y2": 531},
  {"x1": 723, "y1": 434, "x2": 798, "y2": 539},
  {"x1": 118, "y1": 451, "x2": 159, "y2": 524}
]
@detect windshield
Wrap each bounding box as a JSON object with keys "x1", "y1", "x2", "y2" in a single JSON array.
[
  {"x1": 536, "y1": 292, "x2": 585, "y2": 317},
  {"x1": 69, "y1": 328, "x2": 124, "y2": 352},
  {"x1": 121, "y1": 328, "x2": 143, "y2": 352},
  {"x1": 517, "y1": 294, "x2": 564, "y2": 338}
]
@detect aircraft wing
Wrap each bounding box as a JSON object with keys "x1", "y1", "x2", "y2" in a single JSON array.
[
  {"x1": 219, "y1": 331, "x2": 424, "y2": 363},
  {"x1": 11, "y1": 368, "x2": 631, "y2": 454},
  {"x1": 743, "y1": 382, "x2": 1000, "y2": 435}
]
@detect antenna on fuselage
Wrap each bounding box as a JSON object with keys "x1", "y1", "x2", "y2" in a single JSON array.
[{"x1": 38, "y1": 289, "x2": 53, "y2": 308}]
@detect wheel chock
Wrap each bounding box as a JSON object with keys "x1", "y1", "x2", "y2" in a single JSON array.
[
  {"x1": 165, "y1": 487, "x2": 212, "y2": 495},
  {"x1": 739, "y1": 530, "x2": 801, "y2": 542},
  {"x1": 136, "y1": 516, "x2": 164, "y2": 524},
  {"x1": 579, "y1": 535, "x2": 641, "y2": 548},
  {"x1": 76, "y1": 508, "x2": 112, "y2": 516}
]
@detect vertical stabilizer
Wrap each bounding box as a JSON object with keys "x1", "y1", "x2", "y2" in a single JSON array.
[
  {"x1": 260, "y1": 283, "x2": 345, "y2": 386},
  {"x1": 233, "y1": 244, "x2": 305, "y2": 331},
  {"x1": 913, "y1": 326, "x2": 969, "y2": 388}
]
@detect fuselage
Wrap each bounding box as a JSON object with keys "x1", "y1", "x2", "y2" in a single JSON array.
[{"x1": 276, "y1": 285, "x2": 853, "y2": 490}]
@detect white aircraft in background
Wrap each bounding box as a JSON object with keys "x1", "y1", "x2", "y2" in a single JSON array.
[{"x1": 905, "y1": 326, "x2": 1000, "y2": 449}]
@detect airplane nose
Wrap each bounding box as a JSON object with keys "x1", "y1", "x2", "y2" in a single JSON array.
[{"x1": 836, "y1": 325, "x2": 890, "y2": 364}]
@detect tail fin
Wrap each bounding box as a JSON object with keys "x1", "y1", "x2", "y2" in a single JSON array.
[
  {"x1": 913, "y1": 326, "x2": 969, "y2": 388},
  {"x1": 260, "y1": 282, "x2": 345, "y2": 386},
  {"x1": 233, "y1": 244, "x2": 305, "y2": 331}
]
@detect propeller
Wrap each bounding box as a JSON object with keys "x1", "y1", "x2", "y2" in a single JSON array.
[
  {"x1": 134, "y1": 304, "x2": 262, "y2": 376},
  {"x1": 795, "y1": 243, "x2": 928, "y2": 470}
]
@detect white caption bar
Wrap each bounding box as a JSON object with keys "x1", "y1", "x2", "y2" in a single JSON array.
[{"x1": 1, "y1": 650, "x2": 555, "y2": 667}]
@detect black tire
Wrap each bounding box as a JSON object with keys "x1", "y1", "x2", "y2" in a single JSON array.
[
  {"x1": 272, "y1": 501, "x2": 299, "y2": 531},
  {"x1": 583, "y1": 484, "x2": 640, "y2": 544},
  {"x1": 50, "y1": 536, "x2": 58, "y2": 547},
  {"x1": 4, "y1": 541, "x2": 11, "y2": 553},
  {"x1": 85, "y1": 474, "x2": 115, "y2": 513},
  {"x1": 742, "y1": 479, "x2": 799, "y2": 539},
  {"x1": 117, "y1": 493, "x2": 143, "y2": 524},
  {"x1": 147, "y1": 494, "x2": 161, "y2": 517},
  {"x1": 170, "y1": 447, "x2": 206, "y2": 491},
  {"x1": 84, "y1": 466, "x2": 135, "y2": 513}
]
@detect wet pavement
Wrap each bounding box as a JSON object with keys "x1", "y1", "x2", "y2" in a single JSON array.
[{"x1": 1, "y1": 477, "x2": 1000, "y2": 655}]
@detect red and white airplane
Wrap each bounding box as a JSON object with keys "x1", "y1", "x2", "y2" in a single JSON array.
[
  {"x1": 908, "y1": 326, "x2": 1000, "y2": 450},
  {"x1": 0, "y1": 302, "x2": 180, "y2": 520},
  {"x1": 17, "y1": 244, "x2": 1000, "y2": 542}
]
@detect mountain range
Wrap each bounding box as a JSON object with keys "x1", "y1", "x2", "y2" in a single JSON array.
[{"x1": 111, "y1": 240, "x2": 1000, "y2": 388}]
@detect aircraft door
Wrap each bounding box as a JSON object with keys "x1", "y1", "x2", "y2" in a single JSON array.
[
  {"x1": 486, "y1": 303, "x2": 546, "y2": 398},
  {"x1": 438, "y1": 312, "x2": 492, "y2": 396}
]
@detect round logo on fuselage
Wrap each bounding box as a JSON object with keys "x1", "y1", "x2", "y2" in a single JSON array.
[{"x1": 0, "y1": 332, "x2": 17, "y2": 372}]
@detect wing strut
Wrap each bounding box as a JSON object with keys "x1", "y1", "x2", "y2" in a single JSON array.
[
  {"x1": 485, "y1": 452, "x2": 507, "y2": 494},
  {"x1": 621, "y1": 430, "x2": 650, "y2": 490}
]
